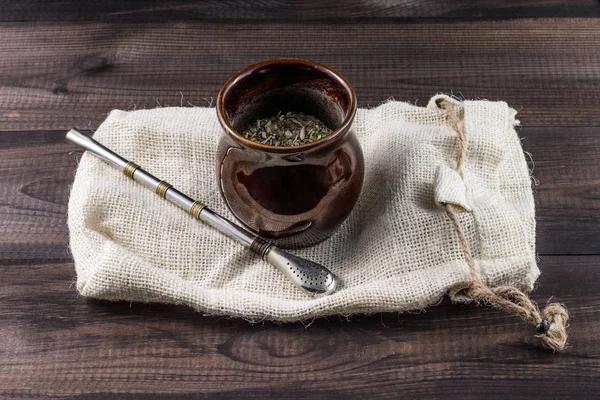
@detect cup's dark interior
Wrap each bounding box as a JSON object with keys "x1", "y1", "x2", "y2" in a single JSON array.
[{"x1": 221, "y1": 62, "x2": 353, "y2": 139}]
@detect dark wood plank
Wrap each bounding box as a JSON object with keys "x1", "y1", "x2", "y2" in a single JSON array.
[
  {"x1": 1, "y1": 19, "x2": 600, "y2": 131},
  {"x1": 0, "y1": 255, "x2": 597, "y2": 399},
  {"x1": 0, "y1": 131, "x2": 75, "y2": 265},
  {"x1": 1, "y1": 0, "x2": 599, "y2": 22},
  {"x1": 529, "y1": 127, "x2": 600, "y2": 255},
  {"x1": 1, "y1": 126, "x2": 598, "y2": 264},
  {"x1": 0, "y1": 125, "x2": 597, "y2": 268}
]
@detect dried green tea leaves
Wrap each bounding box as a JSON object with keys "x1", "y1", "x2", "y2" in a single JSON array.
[{"x1": 242, "y1": 112, "x2": 332, "y2": 146}]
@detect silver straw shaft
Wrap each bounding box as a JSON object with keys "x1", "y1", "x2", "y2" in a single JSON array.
[{"x1": 199, "y1": 208, "x2": 254, "y2": 247}]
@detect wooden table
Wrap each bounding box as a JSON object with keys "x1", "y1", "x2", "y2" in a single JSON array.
[{"x1": 2, "y1": 2, "x2": 599, "y2": 398}]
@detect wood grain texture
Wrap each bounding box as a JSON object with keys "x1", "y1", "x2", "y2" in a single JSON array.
[
  {"x1": 1, "y1": 0, "x2": 599, "y2": 22},
  {"x1": 0, "y1": 256, "x2": 597, "y2": 399},
  {"x1": 1, "y1": 126, "x2": 598, "y2": 265},
  {"x1": 1, "y1": 2, "x2": 599, "y2": 398},
  {"x1": 0, "y1": 131, "x2": 75, "y2": 265},
  {"x1": 530, "y1": 127, "x2": 600, "y2": 255},
  {"x1": 2, "y1": 19, "x2": 600, "y2": 131}
]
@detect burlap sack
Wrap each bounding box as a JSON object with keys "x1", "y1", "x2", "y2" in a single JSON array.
[{"x1": 68, "y1": 95, "x2": 539, "y2": 322}]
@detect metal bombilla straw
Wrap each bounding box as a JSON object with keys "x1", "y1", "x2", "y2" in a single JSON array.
[{"x1": 66, "y1": 128, "x2": 337, "y2": 296}]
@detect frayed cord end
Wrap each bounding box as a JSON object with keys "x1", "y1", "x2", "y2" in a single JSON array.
[{"x1": 538, "y1": 303, "x2": 569, "y2": 352}]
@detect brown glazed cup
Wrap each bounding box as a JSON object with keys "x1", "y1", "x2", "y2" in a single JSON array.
[{"x1": 216, "y1": 58, "x2": 364, "y2": 248}]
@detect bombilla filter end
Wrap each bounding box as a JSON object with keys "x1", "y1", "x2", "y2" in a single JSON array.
[{"x1": 264, "y1": 247, "x2": 337, "y2": 296}]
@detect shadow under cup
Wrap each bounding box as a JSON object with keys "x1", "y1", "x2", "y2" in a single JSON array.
[{"x1": 216, "y1": 58, "x2": 364, "y2": 248}]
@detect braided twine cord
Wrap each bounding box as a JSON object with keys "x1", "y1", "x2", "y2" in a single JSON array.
[{"x1": 441, "y1": 101, "x2": 569, "y2": 352}]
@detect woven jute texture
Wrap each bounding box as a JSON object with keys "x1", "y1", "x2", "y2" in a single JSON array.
[{"x1": 68, "y1": 95, "x2": 539, "y2": 322}]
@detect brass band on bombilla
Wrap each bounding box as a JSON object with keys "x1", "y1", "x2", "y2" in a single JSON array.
[{"x1": 66, "y1": 128, "x2": 338, "y2": 296}]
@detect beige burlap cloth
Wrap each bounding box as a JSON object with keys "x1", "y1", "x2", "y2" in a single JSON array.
[{"x1": 69, "y1": 94, "x2": 568, "y2": 349}]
